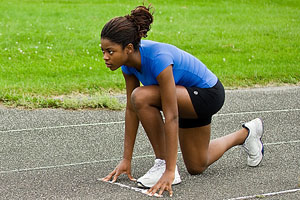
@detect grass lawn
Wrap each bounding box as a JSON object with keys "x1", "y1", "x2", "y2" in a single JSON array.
[{"x1": 0, "y1": 0, "x2": 299, "y2": 109}]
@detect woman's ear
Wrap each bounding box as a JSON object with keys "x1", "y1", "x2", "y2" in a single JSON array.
[{"x1": 125, "y1": 43, "x2": 134, "y2": 54}]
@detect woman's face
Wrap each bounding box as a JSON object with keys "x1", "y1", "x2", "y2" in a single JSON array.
[{"x1": 100, "y1": 38, "x2": 128, "y2": 71}]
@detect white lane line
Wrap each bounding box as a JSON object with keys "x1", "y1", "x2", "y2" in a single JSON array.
[
  {"x1": 0, "y1": 154, "x2": 157, "y2": 174},
  {"x1": 0, "y1": 121, "x2": 125, "y2": 133},
  {"x1": 1, "y1": 108, "x2": 299, "y2": 134},
  {"x1": 216, "y1": 108, "x2": 300, "y2": 116},
  {"x1": 1, "y1": 138, "x2": 300, "y2": 175},
  {"x1": 264, "y1": 140, "x2": 300, "y2": 146},
  {"x1": 0, "y1": 158, "x2": 120, "y2": 174},
  {"x1": 227, "y1": 188, "x2": 300, "y2": 200}
]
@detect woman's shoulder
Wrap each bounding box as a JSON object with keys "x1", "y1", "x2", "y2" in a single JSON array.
[
  {"x1": 141, "y1": 40, "x2": 162, "y2": 48},
  {"x1": 140, "y1": 40, "x2": 176, "y2": 57},
  {"x1": 141, "y1": 40, "x2": 171, "y2": 48}
]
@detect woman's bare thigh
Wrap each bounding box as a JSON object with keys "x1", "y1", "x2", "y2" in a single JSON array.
[{"x1": 132, "y1": 85, "x2": 198, "y2": 119}]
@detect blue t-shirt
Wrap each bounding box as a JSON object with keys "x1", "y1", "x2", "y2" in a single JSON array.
[{"x1": 121, "y1": 40, "x2": 218, "y2": 88}]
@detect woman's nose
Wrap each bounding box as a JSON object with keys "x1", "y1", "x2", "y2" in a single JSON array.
[{"x1": 103, "y1": 53, "x2": 109, "y2": 60}]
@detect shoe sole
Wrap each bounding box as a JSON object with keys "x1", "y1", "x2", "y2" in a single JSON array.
[{"x1": 137, "y1": 178, "x2": 182, "y2": 189}]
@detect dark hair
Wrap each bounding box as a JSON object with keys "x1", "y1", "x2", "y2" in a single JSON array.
[{"x1": 101, "y1": 5, "x2": 154, "y2": 50}]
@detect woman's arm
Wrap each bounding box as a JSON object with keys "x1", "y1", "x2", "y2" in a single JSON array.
[
  {"x1": 148, "y1": 65, "x2": 179, "y2": 196},
  {"x1": 123, "y1": 72, "x2": 140, "y2": 161},
  {"x1": 157, "y1": 65, "x2": 178, "y2": 173},
  {"x1": 102, "y1": 72, "x2": 140, "y2": 182}
]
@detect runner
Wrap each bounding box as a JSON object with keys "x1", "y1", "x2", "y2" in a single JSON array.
[{"x1": 100, "y1": 5, "x2": 264, "y2": 197}]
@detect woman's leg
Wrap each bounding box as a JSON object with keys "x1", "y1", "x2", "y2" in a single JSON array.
[
  {"x1": 130, "y1": 85, "x2": 166, "y2": 159},
  {"x1": 131, "y1": 85, "x2": 249, "y2": 175},
  {"x1": 130, "y1": 85, "x2": 198, "y2": 160},
  {"x1": 175, "y1": 84, "x2": 249, "y2": 174},
  {"x1": 179, "y1": 125, "x2": 248, "y2": 175}
]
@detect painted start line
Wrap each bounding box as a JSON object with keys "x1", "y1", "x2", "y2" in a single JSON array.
[{"x1": 100, "y1": 180, "x2": 162, "y2": 198}]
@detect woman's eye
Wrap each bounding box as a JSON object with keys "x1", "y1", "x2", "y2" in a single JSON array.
[{"x1": 109, "y1": 51, "x2": 114, "y2": 55}]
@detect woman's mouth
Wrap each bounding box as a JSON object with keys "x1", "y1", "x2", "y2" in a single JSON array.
[{"x1": 105, "y1": 63, "x2": 112, "y2": 68}]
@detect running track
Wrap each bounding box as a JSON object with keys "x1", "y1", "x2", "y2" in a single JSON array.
[{"x1": 0, "y1": 86, "x2": 299, "y2": 199}]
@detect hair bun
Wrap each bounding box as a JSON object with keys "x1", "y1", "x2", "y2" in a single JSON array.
[
  {"x1": 125, "y1": 5, "x2": 154, "y2": 38},
  {"x1": 101, "y1": 5, "x2": 154, "y2": 50}
]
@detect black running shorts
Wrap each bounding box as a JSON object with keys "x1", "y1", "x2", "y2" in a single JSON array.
[{"x1": 179, "y1": 80, "x2": 225, "y2": 128}]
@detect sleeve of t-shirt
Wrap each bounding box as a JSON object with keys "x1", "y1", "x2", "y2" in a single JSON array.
[
  {"x1": 152, "y1": 54, "x2": 174, "y2": 78},
  {"x1": 121, "y1": 65, "x2": 132, "y2": 75}
]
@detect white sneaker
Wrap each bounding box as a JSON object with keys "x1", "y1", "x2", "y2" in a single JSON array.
[
  {"x1": 137, "y1": 159, "x2": 182, "y2": 188},
  {"x1": 242, "y1": 118, "x2": 264, "y2": 167}
]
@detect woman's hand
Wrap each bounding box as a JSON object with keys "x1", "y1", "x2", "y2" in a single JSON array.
[
  {"x1": 101, "y1": 158, "x2": 136, "y2": 182},
  {"x1": 147, "y1": 170, "x2": 175, "y2": 197}
]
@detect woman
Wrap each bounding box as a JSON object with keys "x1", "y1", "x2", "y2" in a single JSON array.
[{"x1": 100, "y1": 5, "x2": 264, "y2": 197}]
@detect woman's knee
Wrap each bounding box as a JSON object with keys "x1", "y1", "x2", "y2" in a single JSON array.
[
  {"x1": 183, "y1": 157, "x2": 209, "y2": 175},
  {"x1": 130, "y1": 87, "x2": 149, "y2": 110},
  {"x1": 130, "y1": 86, "x2": 160, "y2": 110},
  {"x1": 186, "y1": 164, "x2": 208, "y2": 175}
]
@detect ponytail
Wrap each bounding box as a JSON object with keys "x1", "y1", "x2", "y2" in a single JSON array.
[{"x1": 101, "y1": 5, "x2": 154, "y2": 50}]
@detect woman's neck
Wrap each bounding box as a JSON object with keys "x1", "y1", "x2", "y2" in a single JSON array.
[{"x1": 125, "y1": 49, "x2": 141, "y2": 71}]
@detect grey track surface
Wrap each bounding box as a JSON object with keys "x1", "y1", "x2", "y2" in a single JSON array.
[{"x1": 1, "y1": 86, "x2": 299, "y2": 200}]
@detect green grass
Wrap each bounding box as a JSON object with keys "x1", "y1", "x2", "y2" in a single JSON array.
[{"x1": 0, "y1": 0, "x2": 299, "y2": 109}]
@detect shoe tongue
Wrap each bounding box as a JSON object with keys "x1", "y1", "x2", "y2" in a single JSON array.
[
  {"x1": 148, "y1": 160, "x2": 165, "y2": 174},
  {"x1": 155, "y1": 159, "x2": 165, "y2": 165}
]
